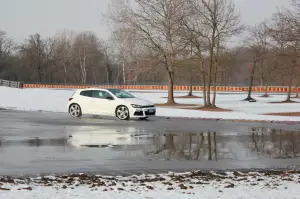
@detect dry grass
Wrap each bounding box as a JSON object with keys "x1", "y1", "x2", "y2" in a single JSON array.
[
  {"x1": 264, "y1": 112, "x2": 300, "y2": 117},
  {"x1": 155, "y1": 103, "x2": 198, "y2": 107},
  {"x1": 162, "y1": 95, "x2": 202, "y2": 99},
  {"x1": 269, "y1": 100, "x2": 299, "y2": 104},
  {"x1": 260, "y1": 94, "x2": 271, "y2": 98},
  {"x1": 183, "y1": 106, "x2": 232, "y2": 112}
]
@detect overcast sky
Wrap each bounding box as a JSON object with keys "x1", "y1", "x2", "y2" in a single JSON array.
[{"x1": 0, "y1": 0, "x2": 292, "y2": 42}]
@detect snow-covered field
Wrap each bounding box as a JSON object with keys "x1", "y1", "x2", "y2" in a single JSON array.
[
  {"x1": 1, "y1": 170, "x2": 300, "y2": 199},
  {"x1": 1, "y1": 86, "x2": 300, "y2": 121}
]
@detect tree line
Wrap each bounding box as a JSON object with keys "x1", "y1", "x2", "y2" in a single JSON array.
[{"x1": 1, "y1": 0, "x2": 300, "y2": 106}]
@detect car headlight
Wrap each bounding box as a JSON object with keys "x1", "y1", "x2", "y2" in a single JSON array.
[{"x1": 131, "y1": 104, "x2": 143, "y2": 108}]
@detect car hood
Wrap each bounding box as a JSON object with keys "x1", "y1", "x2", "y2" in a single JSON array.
[{"x1": 119, "y1": 97, "x2": 154, "y2": 106}]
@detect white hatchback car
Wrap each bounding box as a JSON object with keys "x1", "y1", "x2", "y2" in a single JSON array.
[{"x1": 67, "y1": 88, "x2": 156, "y2": 120}]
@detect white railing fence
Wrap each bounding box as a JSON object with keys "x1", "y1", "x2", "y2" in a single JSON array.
[{"x1": 0, "y1": 79, "x2": 23, "y2": 88}]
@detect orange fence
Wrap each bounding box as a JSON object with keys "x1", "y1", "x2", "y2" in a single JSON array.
[{"x1": 21, "y1": 84, "x2": 300, "y2": 93}]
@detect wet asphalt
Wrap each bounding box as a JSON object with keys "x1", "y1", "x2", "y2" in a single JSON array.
[{"x1": 1, "y1": 109, "x2": 300, "y2": 177}]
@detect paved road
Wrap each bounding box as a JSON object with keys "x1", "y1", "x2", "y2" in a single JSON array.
[{"x1": 1, "y1": 109, "x2": 300, "y2": 177}]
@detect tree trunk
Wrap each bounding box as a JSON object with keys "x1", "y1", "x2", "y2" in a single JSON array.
[
  {"x1": 167, "y1": 71, "x2": 175, "y2": 104},
  {"x1": 79, "y1": 49, "x2": 87, "y2": 85},
  {"x1": 206, "y1": 51, "x2": 213, "y2": 107},
  {"x1": 244, "y1": 61, "x2": 256, "y2": 101},
  {"x1": 206, "y1": 28, "x2": 216, "y2": 107},
  {"x1": 220, "y1": 67, "x2": 225, "y2": 87},
  {"x1": 64, "y1": 73, "x2": 68, "y2": 84},
  {"x1": 202, "y1": 72, "x2": 207, "y2": 107},
  {"x1": 212, "y1": 37, "x2": 220, "y2": 107},
  {"x1": 105, "y1": 63, "x2": 112, "y2": 85},
  {"x1": 213, "y1": 132, "x2": 217, "y2": 161},
  {"x1": 263, "y1": 84, "x2": 269, "y2": 97},
  {"x1": 187, "y1": 76, "x2": 193, "y2": 96},
  {"x1": 286, "y1": 74, "x2": 293, "y2": 102},
  {"x1": 92, "y1": 67, "x2": 97, "y2": 84},
  {"x1": 122, "y1": 62, "x2": 126, "y2": 85},
  {"x1": 37, "y1": 62, "x2": 42, "y2": 83},
  {"x1": 208, "y1": 132, "x2": 212, "y2": 161},
  {"x1": 198, "y1": 54, "x2": 207, "y2": 106},
  {"x1": 212, "y1": 62, "x2": 218, "y2": 106}
]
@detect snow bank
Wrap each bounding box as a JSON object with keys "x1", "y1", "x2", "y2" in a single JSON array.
[
  {"x1": 0, "y1": 87, "x2": 74, "y2": 112},
  {"x1": 1, "y1": 86, "x2": 300, "y2": 121}
]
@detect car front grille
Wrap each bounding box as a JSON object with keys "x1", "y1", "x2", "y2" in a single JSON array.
[
  {"x1": 145, "y1": 110, "x2": 156, "y2": 115},
  {"x1": 134, "y1": 111, "x2": 144, "y2": 116},
  {"x1": 142, "y1": 105, "x2": 155, "y2": 108}
]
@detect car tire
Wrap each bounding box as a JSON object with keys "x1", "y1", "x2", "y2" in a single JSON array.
[
  {"x1": 69, "y1": 103, "x2": 82, "y2": 118},
  {"x1": 116, "y1": 105, "x2": 130, "y2": 120}
]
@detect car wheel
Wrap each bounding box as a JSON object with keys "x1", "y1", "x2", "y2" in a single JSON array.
[
  {"x1": 69, "y1": 103, "x2": 82, "y2": 118},
  {"x1": 116, "y1": 105, "x2": 130, "y2": 120}
]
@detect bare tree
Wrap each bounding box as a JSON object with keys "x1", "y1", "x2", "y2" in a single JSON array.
[
  {"x1": 106, "y1": 0, "x2": 188, "y2": 104},
  {"x1": 99, "y1": 39, "x2": 114, "y2": 85},
  {"x1": 0, "y1": 31, "x2": 14, "y2": 60},
  {"x1": 243, "y1": 22, "x2": 269, "y2": 101},
  {"x1": 72, "y1": 31, "x2": 101, "y2": 84},
  {"x1": 180, "y1": 0, "x2": 244, "y2": 107},
  {"x1": 43, "y1": 37, "x2": 56, "y2": 82},
  {"x1": 20, "y1": 33, "x2": 45, "y2": 83},
  {"x1": 0, "y1": 30, "x2": 14, "y2": 78},
  {"x1": 268, "y1": 8, "x2": 300, "y2": 102},
  {"x1": 54, "y1": 30, "x2": 76, "y2": 84}
]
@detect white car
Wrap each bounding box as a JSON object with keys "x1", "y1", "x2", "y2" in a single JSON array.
[{"x1": 67, "y1": 88, "x2": 156, "y2": 120}]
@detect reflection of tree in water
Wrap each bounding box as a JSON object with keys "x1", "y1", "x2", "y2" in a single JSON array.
[
  {"x1": 249, "y1": 128, "x2": 300, "y2": 159},
  {"x1": 145, "y1": 132, "x2": 237, "y2": 161}
]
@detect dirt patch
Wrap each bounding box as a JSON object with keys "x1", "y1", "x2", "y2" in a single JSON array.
[
  {"x1": 155, "y1": 103, "x2": 198, "y2": 107},
  {"x1": 1, "y1": 170, "x2": 300, "y2": 193},
  {"x1": 183, "y1": 106, "x2": 232, "y2": 112},
  {"x1": 162, "y1": 95, "x2": 202, "y2": 99},
  {"x1": 269, "y1": 100, "x2": 300, "y2": 104},
  {"x1": 260, "y1": 94, "x2": 271, "y2": 98},
  {"x1": 264, "y1": 112, "x2": 300, "y2": 117}
]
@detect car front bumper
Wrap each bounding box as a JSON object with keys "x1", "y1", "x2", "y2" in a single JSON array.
[{"x1": 130, "y1": 107, "x2": 156, "y2": 118}]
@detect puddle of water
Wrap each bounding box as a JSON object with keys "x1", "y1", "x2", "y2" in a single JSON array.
[
  {"x1": 67, "y1": 127, "x2": 300, "y2": 161},
  {"x1": 0, "y1": 138, "x2": 69, "y2": 147},
  {"x1": 1, "y1": 127, "x2": 300, "y2": 162}
]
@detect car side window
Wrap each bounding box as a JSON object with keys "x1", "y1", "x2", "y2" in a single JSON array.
[
  {"x1": 80, "y1": 90, "x2": 93, "y2": 97},
  {"x1": 92, "y1": 90, "x2": 113, "y2": 99}
]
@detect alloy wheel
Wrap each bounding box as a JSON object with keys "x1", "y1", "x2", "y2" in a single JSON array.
[
  {"x1": 116, "y1": 106, "x2": 129, "y2": 120},
  {"x1": 69, "y1": 104, "x2": 82, "y2": 118}
]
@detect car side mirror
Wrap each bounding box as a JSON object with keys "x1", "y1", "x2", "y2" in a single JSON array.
[{"x1": 106, "y1": 96, "x2": 114, "y2": 100}]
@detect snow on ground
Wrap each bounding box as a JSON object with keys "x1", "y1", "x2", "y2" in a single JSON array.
[
  {"x1": 1, "y1": 86, "x2": 300, "y2": 122},
  {"x1": 1, "y1": 170, "x2": 300, "y2": 199}
]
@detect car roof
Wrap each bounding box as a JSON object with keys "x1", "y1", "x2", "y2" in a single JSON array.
[
  {"x1": 77, "y1": 87, "x2": 124, "y2": 92},
  {"x1": 76, "y1": 88, "x2": 106, "y2": 91}
]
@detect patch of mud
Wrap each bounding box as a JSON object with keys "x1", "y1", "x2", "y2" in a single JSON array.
[
  {"x1": 155, "y1": 103, "x2": 198, "y2": 107},
  {"x1": 162, "y1": 95, "x2": 202, "y2": 99},
  {"x1": 183, "y1": 106, "x2": 232, "y2": 112},
  {"x1": 269, "y1": 100, "x2": 300, "y2": 104},
  {"x1": 264, "y1": 112, "x2": 300, "y2": 117},
  {"x1": 1, "y1": 169, "x2": 300, "y2": 192}
]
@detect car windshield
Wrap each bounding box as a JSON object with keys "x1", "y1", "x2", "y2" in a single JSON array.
[{"x1": 108, "y1": 89, "x2": 135, "y2": 98}]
